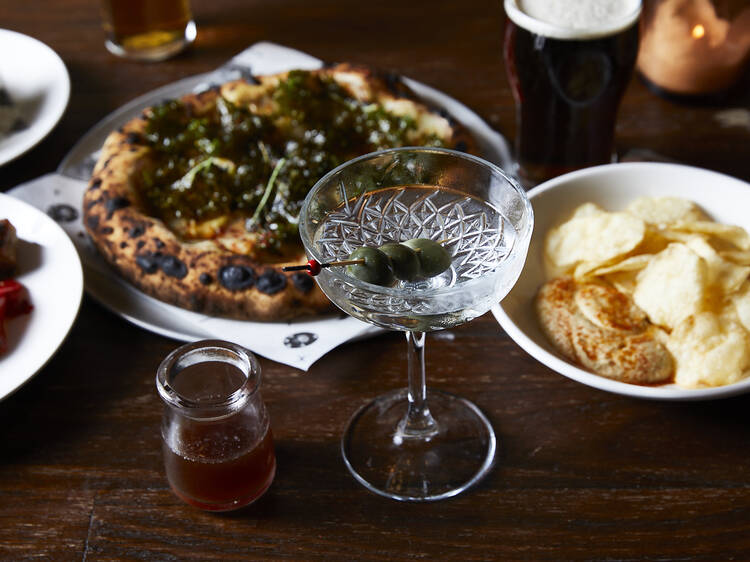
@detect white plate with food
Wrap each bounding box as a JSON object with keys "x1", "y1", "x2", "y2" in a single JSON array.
[
  {"x1": 492, "y1": 162, "x2": 750, "y2": 401},
  {"x1": 0, "y1": 29, "x2": 70, "y2": 167},
  {"x1": 32, "y1": 42, "x2": 513, "y2": 370},
  {"x1": 0, "y1": 193, "x2": 83, "y2": 401}
]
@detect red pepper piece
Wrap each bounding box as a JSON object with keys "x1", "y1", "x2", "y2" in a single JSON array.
[
  {"x1": 0, "y1": 280, "x2": 32, "y2": 355},
  {"x1": 0, "y1": 297, "x2": 7, "y2": 353},
  {"x1": 0, "y1": 279, "x2": 32, "y2": 317}
]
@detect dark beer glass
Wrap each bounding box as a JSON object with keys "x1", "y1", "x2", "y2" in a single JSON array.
[{"x1": 503, "y1": 0, "x2": 641, "y2": 187}]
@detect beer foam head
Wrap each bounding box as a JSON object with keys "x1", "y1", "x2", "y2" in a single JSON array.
[{"x1": 505, "y1": 0, "x2": 641, "y2": 40}]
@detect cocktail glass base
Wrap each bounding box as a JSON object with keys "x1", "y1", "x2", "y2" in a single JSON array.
[{"x1": 341, "y1": 388, "x2": 496, "y2": 502}]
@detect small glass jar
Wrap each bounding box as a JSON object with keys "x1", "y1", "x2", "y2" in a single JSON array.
[{"x1": 156, "y1": 340, "x2": 276, "y2": 511}]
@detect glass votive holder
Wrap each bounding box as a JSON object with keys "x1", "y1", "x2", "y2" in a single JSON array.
[
  {"x1": 156, "y1": 340, "x2": 276, "y2": 511},
  {"x1": 637, "y1": 0, "x2": 750, "y2": 97}
]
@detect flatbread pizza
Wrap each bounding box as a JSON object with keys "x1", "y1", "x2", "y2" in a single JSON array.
[{"x1": 83, "y1": 64, "x2": 477, "y2": 320}]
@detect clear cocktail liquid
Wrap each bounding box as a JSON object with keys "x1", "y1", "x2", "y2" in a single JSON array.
[{"x1": 313, "y1": 185, "x2": 518, "y2": 331}]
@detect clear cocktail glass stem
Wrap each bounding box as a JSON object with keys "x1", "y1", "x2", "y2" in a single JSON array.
[
  {"x1": 300, "y1": 147, "x2": 533, "y2": 502},
  {"x1": 341, "y1": 328, "x2": 497, "y2": 502},
  {"x1": 397, "y1": 331, "x2": 438, "y2": 439}
]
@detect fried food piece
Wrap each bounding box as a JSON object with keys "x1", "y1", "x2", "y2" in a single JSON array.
[{"x1": 536, "y1": 277, "x2": 674, "y2": 384}]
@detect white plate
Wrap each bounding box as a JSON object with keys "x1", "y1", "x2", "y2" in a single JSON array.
[
  {"x1": 0, "y1": 29, "x2": 70, "y2": 167},
  {"x1": 492, "y1": 162, "x2": 750, "y2": 401},
  {"x1": 54, "y1": 42, "x2": 513, "y2": 344},
  {"x1": 0, "y1": 193, "x2": 83, "y2": 401}
]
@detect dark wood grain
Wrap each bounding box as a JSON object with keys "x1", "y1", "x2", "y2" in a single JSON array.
[{"x1": 2, "y1": 1, "x2": 750, "y2": 560}]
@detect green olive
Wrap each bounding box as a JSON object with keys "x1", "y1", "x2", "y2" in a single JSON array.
[
  {"x1": 402, "y1": 238, "x2": 452, "y2": 278},
  {"x1": 378, "y1": 243, "x2": 421, "y2": 281},
  {"x1": 346, "y1": 247, "x2": 395, "y2": 286}
]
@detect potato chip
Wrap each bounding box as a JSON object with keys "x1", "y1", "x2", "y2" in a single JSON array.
[
  {"x1": 602, "y1": 270, "x2": 639, "y2": 297},
  {"x1": 659, "y1": 229, "x2": 698, "y2": 244},
  {"x1": 720, "y1": 249, "x2": 750, "y2": 266},
  {"x1": 589, "y1": 254, "x2": 653, "y2": 277},
  {"x1": 731, "y1": 281, "x2": 750, "y2": 332},
  {"x1": 573, "y1": 260, "x2": 605, "y2": 281},
  {"x1": 635, "y1": 228, "x2": 672, "y2": 255},
  {"x1": 719, "y1": 299, "x2": 742, "y2": 326},
  {"x1": 684, "y1": 235, "x2": 750, "y2": 295},
  {"x1": 633, "y1": 243, "x2": 707, "y2": 329},
  {"x1": 570, "y1": 202, "x2": 606, "y2": 220},
  {"x1": 666, "y1": 312, "x2": 750, "y2": 388},
  {"x1": 625, "y1": 196, "x2": 707, "y2": 226},
  {"x1": 545, "y1": 211, "x2": 645, "y2": 270},
  {"x1": 671, "y1": 220, "x2": 750, "y2": 251}
]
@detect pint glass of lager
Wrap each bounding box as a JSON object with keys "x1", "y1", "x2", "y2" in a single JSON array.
[
  {"x1": 503, "y1": 0, "x2": 641, "y2": 187},
  {"x1": 100, "y1": 0, "x2": 196, "y2": 62}
]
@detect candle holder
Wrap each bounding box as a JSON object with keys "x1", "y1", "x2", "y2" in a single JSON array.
[{"x1": 637, "y1": 0, "x2": 750, "y2": 98}]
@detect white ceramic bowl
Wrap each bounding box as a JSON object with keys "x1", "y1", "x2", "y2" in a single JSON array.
[{"x1": 492, "y1": 162, "x2": 750, "y2": 401}]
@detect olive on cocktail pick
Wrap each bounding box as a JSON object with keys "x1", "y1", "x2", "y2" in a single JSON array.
[
  {"x1": 402, "y1": 238, "x2": 452, "y2": 278},
  {"x1": 346, "y1": 247, "x2": 395, "y2": 286},
  {"x1": 378, "y1": 243, "x2": 421, "y2": 281},
  {"x1": 281, "y1": 240, "x2": 450, "y2": 285}
]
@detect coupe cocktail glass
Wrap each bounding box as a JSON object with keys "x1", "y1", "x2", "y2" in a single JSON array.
[{"x1": 298, "y1": 147, "x2": 533, "y2": 501}]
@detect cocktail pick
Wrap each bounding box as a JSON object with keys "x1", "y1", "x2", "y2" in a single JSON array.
[{"x1": 282, "y1": 258, "x2": 364, "y2": 276}]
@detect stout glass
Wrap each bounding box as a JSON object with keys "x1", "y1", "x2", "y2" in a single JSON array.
[{"x1": 503, "y1": 0, "x2": 641, "y2": 187}]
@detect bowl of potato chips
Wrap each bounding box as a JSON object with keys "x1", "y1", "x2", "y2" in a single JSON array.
[{"x1": 492, "y1": 162, "x2": 750, "y2": 400}]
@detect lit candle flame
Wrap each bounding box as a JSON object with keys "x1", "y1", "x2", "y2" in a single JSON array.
[{"x1": 692, "y1": 24, "x2": 706, "y2": 39}]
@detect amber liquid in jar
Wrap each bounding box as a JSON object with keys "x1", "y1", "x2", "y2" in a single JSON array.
[
  {"x1": 163, "y1": 424, "x2": 276, "y2": 512},
  {"x1": 158, "y1": 346, "x2": 276, "y2": 512},
  {"x1": 100, "y1": 0, "x2": 195, "y2": 61}
]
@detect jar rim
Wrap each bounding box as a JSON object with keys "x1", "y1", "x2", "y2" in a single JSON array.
[{"x1": 156, "y1": 339, "x2": 261, "y2": 418}]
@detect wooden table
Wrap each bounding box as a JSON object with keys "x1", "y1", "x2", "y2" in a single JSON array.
[{"x1": 3, "y1": 1, "x2": 750, "y2": 559}]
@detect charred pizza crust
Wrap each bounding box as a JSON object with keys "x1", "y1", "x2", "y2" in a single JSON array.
[{"x1": 83, "y1": 64, "x2": 477, "y2": 321}]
